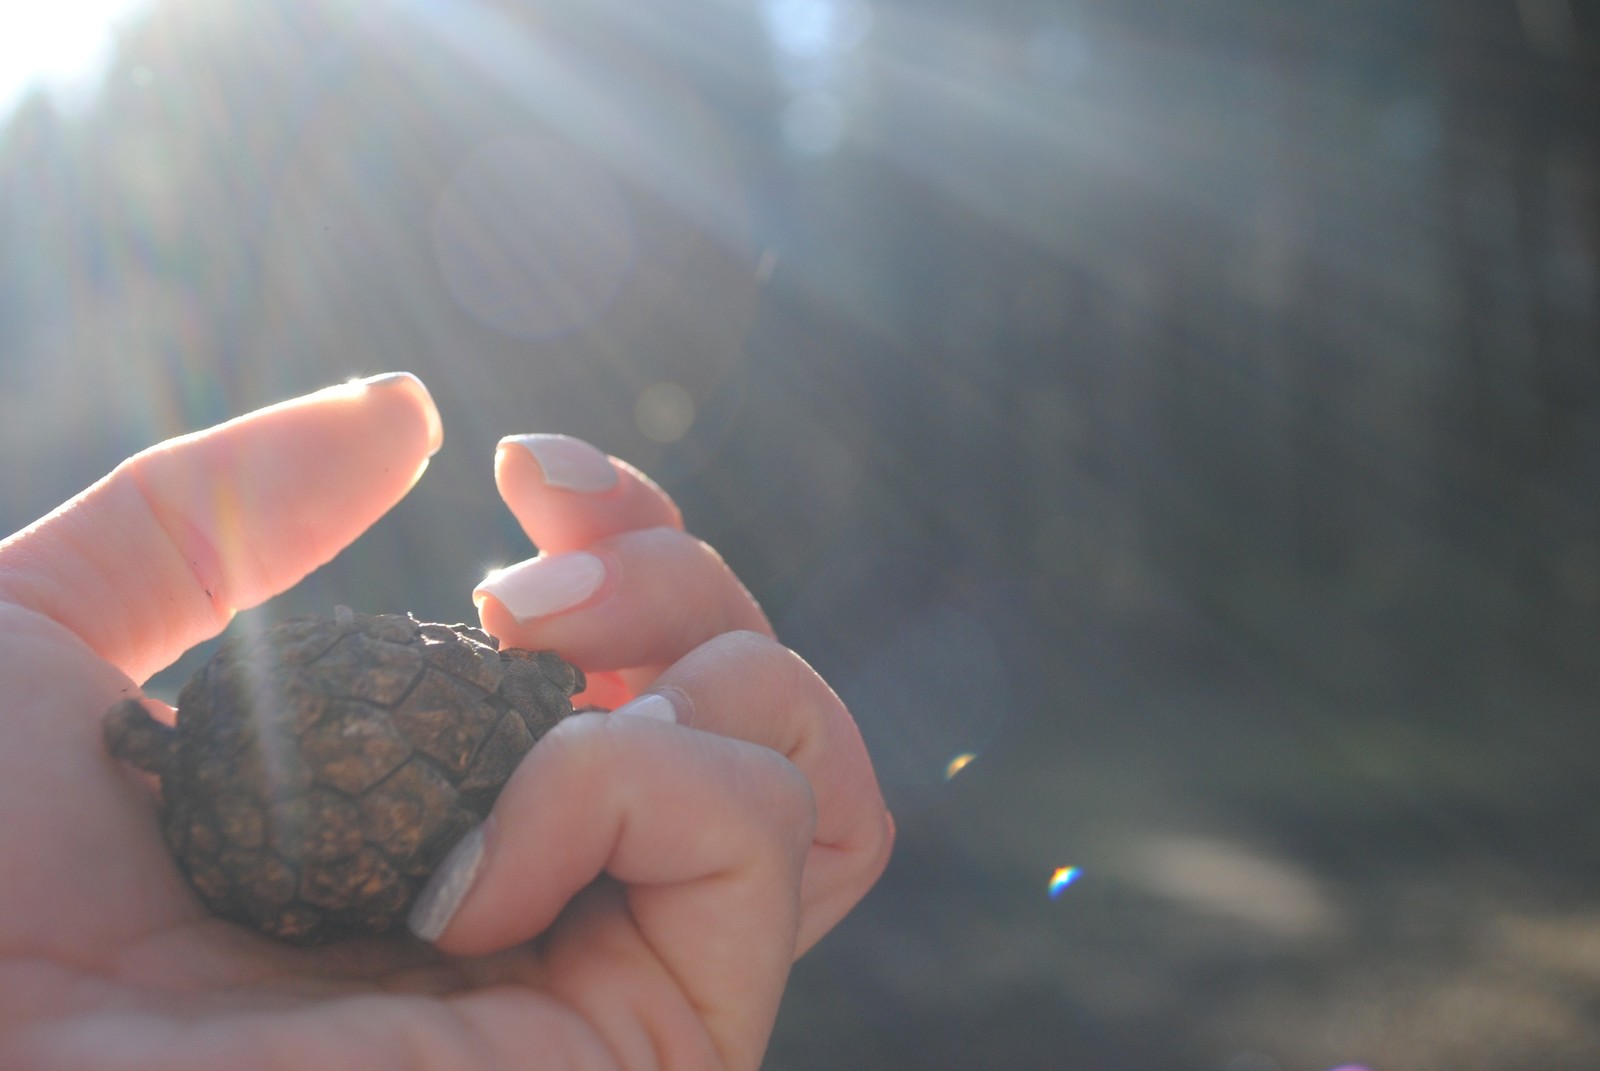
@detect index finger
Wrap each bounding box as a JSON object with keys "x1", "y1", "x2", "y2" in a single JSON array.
[{"x1": 0, "y1": 373, "x2": 442, "y2": 684}]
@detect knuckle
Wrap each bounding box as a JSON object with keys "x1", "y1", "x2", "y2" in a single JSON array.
[
  {"x1": 531, "y1": 709, "x2": 618, "y2": 772},
  {"x1": 700, "y1": 627, "x2": 783, "y2": 660},
  {"x1": 696, "y1": 630, "x2": 816, "y2": 688},
  {"x1": 754, "y1": 749, "x2": 818, "y2": 857}
]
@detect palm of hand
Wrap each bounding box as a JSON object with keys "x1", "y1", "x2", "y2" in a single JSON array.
[{"x1": 0, "y1": 682, "x2": 710, "y2": 1071}]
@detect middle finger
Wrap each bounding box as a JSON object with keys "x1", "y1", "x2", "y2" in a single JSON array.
[{"x1": 475, "y1": 526, "x2": 771, "y2": 677}]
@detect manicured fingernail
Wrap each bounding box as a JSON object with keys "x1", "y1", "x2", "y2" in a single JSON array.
[
  {"x1": 475, "y1": 552, "x2": 606, "y2": 621},
  {"x1": 611, "y1": 693, "x2": 677, "y2": 723},
  {"x1": 357, "y1": 372, "x2": 444, "y2": 456},
  {"x1": 502, "y1": 434, "x2": 618, "y2": 493},
  {"x1": 356, "y1": 371, "x2": 423, "y2": 389},
  {"x1": 407, "y1": 822, "x2": 488, "y2": 942}
]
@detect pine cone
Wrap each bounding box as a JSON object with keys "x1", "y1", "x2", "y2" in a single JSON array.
[{"x1": 104, "y1": 608, "x2": 584, "y2": 944}]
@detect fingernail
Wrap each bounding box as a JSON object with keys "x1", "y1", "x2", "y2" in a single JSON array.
[
  {"x1": 356, "y1": 372, "x2": 444, "y2": 456},
  {"x1": 475, "y1": 552, "x2": 606, "y2": 621},
  {"x1": 610, "y1": 693, "x2": 677, "y2": 723},
  {"x1": 356, "y1": 371, "x2": 424, "y2": 390},
  {"x1": 502, "y1": 434, "x2": 618, "y2": 493},
  {"x1": 407, "y1": 822, "x2": 488, "y2": 942}
]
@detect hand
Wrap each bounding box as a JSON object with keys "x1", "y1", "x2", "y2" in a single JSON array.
[{"x1": 0, "y1": 376, "x2": 892, "y2": 1071}]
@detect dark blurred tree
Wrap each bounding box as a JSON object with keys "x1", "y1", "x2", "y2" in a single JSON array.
[
  {"x1": 1443, "y1": 0, "x2": 1598, "y2": 465},
  {"x1": 1433, "y1": 0, "x2": 1600, "y2": 638}
]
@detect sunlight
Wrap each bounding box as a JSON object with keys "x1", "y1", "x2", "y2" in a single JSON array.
[{"x1": 0, "y1": 0, "x2": 152, "y2": 116}]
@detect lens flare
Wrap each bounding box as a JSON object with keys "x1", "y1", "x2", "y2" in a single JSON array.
[
  {"x1": 1049, "y1": 866, "x2": 1081, "y2": 898},
  {"x1": 944, "y1": 752, "x2": 978, "y2": 780}
]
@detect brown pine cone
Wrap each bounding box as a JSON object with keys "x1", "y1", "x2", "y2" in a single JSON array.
[{"x1": 104, "y1": 608, "x2": 583, "y2": 945}]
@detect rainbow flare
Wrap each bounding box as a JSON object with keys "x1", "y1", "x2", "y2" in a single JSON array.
[{"x1": 1048, "y1": 866, "x2": 1081, "y2": 898}]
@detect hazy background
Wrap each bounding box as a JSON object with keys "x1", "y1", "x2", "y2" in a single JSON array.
[{"x1": 3, "y1": 1, "x2": 1598, "y2": 1067}]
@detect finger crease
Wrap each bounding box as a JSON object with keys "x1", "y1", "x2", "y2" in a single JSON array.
[{"x1": 126, "y1": 463, "x2": 238, "y2": 617}]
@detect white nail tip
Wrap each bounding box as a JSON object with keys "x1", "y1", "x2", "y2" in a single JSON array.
[
  {"x1": 407, "y1": 825, "x2": 487, "y2": 942},
  {"x1": 611, "y1": 693, "x2": 678, "y2": 723},
  {"x1": 505, "y1": 434, "x2": 618, "y2": 493},
  {"x1": 356, "y1": 371, "x2": 425, "y2": 389},
  {"x1": 475, "y1": 552, "x2": 606, "y2": 622}
]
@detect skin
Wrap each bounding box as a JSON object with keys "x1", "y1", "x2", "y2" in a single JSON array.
[{"x1": 0, "y1": 374, "x2": 893, "y2": 1071}]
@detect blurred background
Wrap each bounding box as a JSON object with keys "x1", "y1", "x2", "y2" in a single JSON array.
[{"x1": 3, "y1": 0, "x2": 1598, "y2": 1067}]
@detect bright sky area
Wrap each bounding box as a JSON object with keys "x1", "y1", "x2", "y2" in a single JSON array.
[{"x1": 0, "y1": 1, "x2": 153, "y2": 119}]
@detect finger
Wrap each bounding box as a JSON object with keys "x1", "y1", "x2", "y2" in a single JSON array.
[
  {"x1": 0, "y1": 374, "x2": 442, "y2": 684},
  {"x1": 474, "y1": 526, "x2": 772, "y2": 675},
  {"x1": 494, "y1": 434, "x2": 682, "y2": 554},
  {"x1": 419, "y1": 711, "x2": 814, "y2": 1071},
  {"x1": 628, "y1": 631, "x2": 895, "y2": 954}
]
